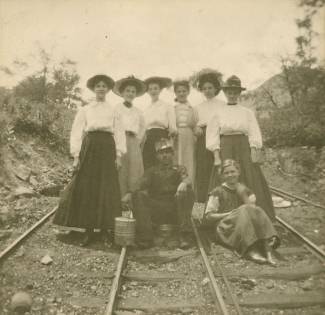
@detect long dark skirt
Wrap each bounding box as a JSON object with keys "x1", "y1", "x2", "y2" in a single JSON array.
[
  {"x1": 208, "y1": 135, "x2": 275, "y2": 220},
  {"x1": 196, "y1": 126, "x2": 214, "y2": 202},
  {"x1": 142, "y1": 128, "x2": 169, "y2": 170},
  {"x1": 216, "y1": 204, "x2": 278, "y2": 256},
  {"x1": 53, "y1": 131, "x2": 122, "y2": 230}
]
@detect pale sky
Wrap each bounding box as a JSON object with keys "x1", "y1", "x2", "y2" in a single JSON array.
[{"x1": 0, "y1": 0, "x2": 324, "y2": 107}]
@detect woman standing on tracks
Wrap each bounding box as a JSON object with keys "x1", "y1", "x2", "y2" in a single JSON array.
[
  {"x1": 142, "y1": 76, "x2": 177, "y2": 169},
  {"x1": 173, "y1": 79, "x2": 200, "y2": 186},
  {"x1": 204, "y1": 159, "x2": 279, "y2": 265},
  {"x1": 206, "y1": 75, "x2": 275, "y2": 220},
  {"x1": 53, "y1": 74, "x2": 126, "y2": 246},
  {"x1": 193, "y1": 70, "x2": 225, "y2": 202},
  {"x1": 113, "y1": 76, "x2": 146, "y2": 200}
]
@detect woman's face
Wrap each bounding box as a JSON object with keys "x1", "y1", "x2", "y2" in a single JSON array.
[
  {"x1": 94, "y1": 81, "x2": 109, "y2": 98},
  {"x1": 122, "y1": 85, "x2": 137, "y2": 102},
  {"x1": 147, "y1": 83, "x2": 161, "y2": 99},
  {"x1": 223, "y1": 88, "x2": 241, "y2": 104},
  {"x1": 202, "y1": 82, "x2": 216, "y2": 99},
  {"x1": 175, "y1": 85, "x2": 189, "y2": 102},
  {"x1": 222, "y1": 165, "x2": 240, "y2": 185}
]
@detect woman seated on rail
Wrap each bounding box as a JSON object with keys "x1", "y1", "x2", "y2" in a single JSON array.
[{"x1": 204, "y1": 159, "x2": 279, "y2": 265}]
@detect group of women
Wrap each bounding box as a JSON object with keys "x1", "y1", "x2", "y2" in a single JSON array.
[{"x1": 53, "y1": 70, "x2": 279, "y2": 265}]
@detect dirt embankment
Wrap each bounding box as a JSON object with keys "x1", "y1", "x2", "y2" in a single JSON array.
[{"x1": 0, "y1": 133, "x2": 70, "y2": 246}]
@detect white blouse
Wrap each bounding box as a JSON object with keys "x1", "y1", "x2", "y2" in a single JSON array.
[
  {"x1": 70, "y1": 101, "x2": 126, "y2": 158},
  {"x1": 195, "y1": 97, "x2": 226, "y2": 127},
  {"x1": 114, "y1": 103, "x2": 146, "y2": 141},
  {"x1": 206, "y1": 104, "x2": 263, "y2": 152},
  {"x1": 144, "y1": 99, "x2": 177, "y2": 133}
]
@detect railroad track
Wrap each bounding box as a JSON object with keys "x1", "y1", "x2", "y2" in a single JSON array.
[
  {"x1": 104, "y1": 217, "x2": 236, "y2": 315},
  {"x1": 1, "y1": 191, "x2": 324, "y2": 314}
]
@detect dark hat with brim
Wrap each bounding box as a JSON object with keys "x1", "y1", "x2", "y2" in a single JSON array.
[
  {"x1": 144, "y1": 76, "x2": 173, "y2": 89},
  {"x1": 155, "y1": 138, "x2": 174, "y2": 152},
  {"x1": 113, "y1": 76, "x2": 146, "y2": 97},
  {"x1": 222, "y1": 75, "x2": 246, "y2": 91},
  {"x1": 87, "y1": 74, "x2": 115, "y2": 91}
]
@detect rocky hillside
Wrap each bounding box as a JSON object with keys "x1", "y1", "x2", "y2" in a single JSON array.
[{"x1": 240, "y1": 73, "x2": 292, "y2": 118}]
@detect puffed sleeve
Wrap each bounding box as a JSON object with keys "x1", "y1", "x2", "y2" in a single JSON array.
[
  {"x1": 247, "y1": 109, "x2": 263, "y2": 149},
  {"x1": 70, "y1": 107, "x2": 86, "y2": 158},
  {"x1": 137, "y1": 111, "x2": 146, "y2": 142},
  {"x1": 113, "y1": 109, "x2": 127, "y2": 157},
  {"x1": 167, "y1": 104, "x2": 177, "y2": 133},
  {"x1": 206, "y1": 113, "x2": 220, "y2": 152}
]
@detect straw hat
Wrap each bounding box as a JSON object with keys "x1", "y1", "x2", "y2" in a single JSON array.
[
  {"x1": 144, "y1": 76, "x2": 172, "y2": 89},
  {"x1": 86, "y1": 74, "x2": 115, "y2": 91},
  {"x1": 113, "y1": 76, "x2": 146, "y2": 97}
]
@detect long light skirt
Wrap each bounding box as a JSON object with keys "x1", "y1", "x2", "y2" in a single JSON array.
[{"x1": 119, "y1": 134, "x2": 144, "y2": 198}]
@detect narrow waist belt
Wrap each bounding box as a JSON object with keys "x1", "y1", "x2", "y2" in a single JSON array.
[
  {"x1": 87, "y1": 130, "x2": 113, "y2": 135},
  {"x1": 221, "y1": 132, "x2": 246, "y2": 136}
]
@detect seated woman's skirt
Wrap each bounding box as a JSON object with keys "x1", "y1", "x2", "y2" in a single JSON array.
[
  {"x1": 53, "y1": 131, "x2": 122, "y2": 230},
  {"x1": 216, "y1": 204, "x2": 278, "y2": 256},
  {"x1": 142, "y1": 128, "x2": 169, "y2": 170}
]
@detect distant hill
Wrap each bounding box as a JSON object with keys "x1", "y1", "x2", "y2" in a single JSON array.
[{"x1": 240, "y1": 73, "x2": 292, "y2": 118}]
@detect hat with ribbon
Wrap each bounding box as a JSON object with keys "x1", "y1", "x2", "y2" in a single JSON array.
[
  {"x1": 222, "y1": 75, "x2": 246, "y2": 91},
  {"x1": 155, "y1": 138, "x2": 174, "y2": 152}
]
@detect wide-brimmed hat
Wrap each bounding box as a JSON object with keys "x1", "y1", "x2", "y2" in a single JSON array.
[
  {"x1": 113, "y1": 76, "x2": 146, "y2": 97},
  {"x1": 86, "y1": 74, "x2": 115, "y2": 91},
  {"x1": 155, "y1": 138, "x2": 173, "y2": 152},
  {"x1": 144, "y1": 76, "x2": 173, "y2": 90},
  {"x1": 222, "y1": 75, "x2": 246, "y2": 91},
  {"x1": 272, "y1": 196, "x2": 292, "y2": 208}
]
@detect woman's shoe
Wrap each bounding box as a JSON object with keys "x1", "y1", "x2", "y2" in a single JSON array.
[
  {"x1": 80, "y1": 230, "x2": 93, "y2": 247},
  {"x1": 266, "y1": 252, "x2": 277, "y2": 266},
  {"x1": 247, "y1": 250, "x2": 268, "y2": 264}
]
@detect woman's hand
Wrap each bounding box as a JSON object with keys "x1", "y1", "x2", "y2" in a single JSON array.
[
  {"x1": 121, "y1": 192, "x2": 132, "y2": 206},
  {"x1": 72, "y1": 157, "x2": 79, "y2": 174},
  {"x1": 116, "y1": 156, "x2": 122, "y2": 170},
  {"x1": 175, "y1": 182, "x2": 188, "y2": 197},
  {"x1": 169, "y1": 130, "x2": 178, "y2": 138},
  {"x1": 194, "y1": 126, "x2": 203, "y2": 137},
  {"x1": 213, "y1": 150, "x2": 221, "y2": 166},
  {"x1": 251, "y1": 147, "x2": 262, "y2": 164}
]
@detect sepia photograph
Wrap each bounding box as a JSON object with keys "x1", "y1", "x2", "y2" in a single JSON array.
[{"x1": 0, "y1": 0, "x2": 324, "y2": 314}]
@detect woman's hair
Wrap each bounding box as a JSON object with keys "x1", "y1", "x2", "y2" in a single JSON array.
[
  {"x1": 173, "y1": 80, "x2": 190, "y2": 92},
  {"x1": 119, "y1": 82, "x2": 138, "y2": 93},
  {"x1": 221, "y1": 159, "x2": 240, "y2": 173},
  {"x1": 198, "y1": 73, "x2": 221, "y2": 94}
]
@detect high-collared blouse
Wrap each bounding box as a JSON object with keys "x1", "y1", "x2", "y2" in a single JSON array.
[
  {"x1": 144, "y1": 99, "x2": 177, "y2": 133},
  {"x1": 174, "y1": 102, "x2": 199, "y2": 129},
  {"x1": 206, "y1": 104, "x2": 263, "y2": 151},
  {"x1": 195, "y1": 97, "x2": 226, "y2": 127},
  {"x1": 70, "y1": 101, "x2": 126, "y2": 158},
  {"x1": 114, "y1": 103, "x2": 146, "y2": 141}
]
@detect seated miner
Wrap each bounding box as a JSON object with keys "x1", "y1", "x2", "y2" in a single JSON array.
[{"x1": 122, "y1": 138, "x2": 194, "y2": 249}]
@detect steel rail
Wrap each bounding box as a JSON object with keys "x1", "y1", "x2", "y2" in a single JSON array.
[
  {"x1": 0, "y1": 206, "x2": 57, "y2": 261},
  {"x1": 276, "y1": 215, "x2": 325, "y2": 261},
  {"x1": 270, "y1": 186, "x2": 325, "y2": 210},
  {"x1": 105, "y1": 246, "x2": 128, "y2": 315},
  {"x1": 191, "y1": 218, "x2": 230, "y2": 315}
]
